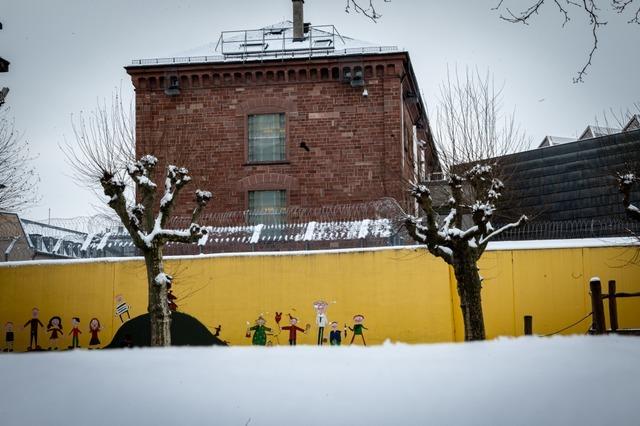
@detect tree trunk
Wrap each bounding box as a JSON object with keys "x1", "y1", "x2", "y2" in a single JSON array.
[
  {"x1": 144, "y1": 248, "x2": 171, "y2": 346},
  {"x1": 452, "y1": 257, "x2": 486, "y2": 341}
]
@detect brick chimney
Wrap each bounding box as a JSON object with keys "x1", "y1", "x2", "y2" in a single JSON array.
[{"x1": 292, "y1": 0, "x2": 304, "y2": 41}]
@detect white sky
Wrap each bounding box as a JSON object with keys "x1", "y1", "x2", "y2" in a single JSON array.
[{"x1": 2, "y1": 0, "x2": 639, "y2": 220}]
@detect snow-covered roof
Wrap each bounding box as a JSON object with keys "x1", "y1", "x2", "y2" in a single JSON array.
[
  {"x1": 538, "y1": 136, "x2": 576, "y2": 148},
  {"x1": 21, "y1": 219, "x2": 86, "y2": 244},
  {"x1": 130, "y1": 21, "x2": 399, "y2": 67},
  {"x1": 623, "y1": 114, "x2": 640, "y2": 132},
  {"x1": 578, "y1": 125, "x2": 621, "y2": 140}
]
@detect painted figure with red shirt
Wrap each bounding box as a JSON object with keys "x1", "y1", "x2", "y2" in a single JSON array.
[
  {"x1": 68, "y1": 317, "x2": 81, "y2": 349},
  {"x1": 88, "y1": 318, "x2": 102, "y2": 349},
  {"x1": 280, "y1": 315, "x2": 310, "y2": 346}
]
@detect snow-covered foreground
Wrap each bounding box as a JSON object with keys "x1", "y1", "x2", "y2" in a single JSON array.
[{"x1": 1, "y1": 336, "x2": 638, "y2": 426}]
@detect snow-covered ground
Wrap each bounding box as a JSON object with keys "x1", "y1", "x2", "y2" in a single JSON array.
[{"x1": 1, "y1": 336, "x2": 638, "y2": 426}]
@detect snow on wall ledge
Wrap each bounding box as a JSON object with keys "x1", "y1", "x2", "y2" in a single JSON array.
[{"x1": 0, "y1": 237, "x2": 637, "y2": 268}]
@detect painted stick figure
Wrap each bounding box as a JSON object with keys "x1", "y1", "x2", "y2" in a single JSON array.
[
  {"x1": 88, "y1": 318, "x2": 102, "y2": 349},
  {"x1": 280, "y1": 315, "x2": 310, "y2": 346},
  {"x1": 68, "y1": 317, "x2": 82, "y2": 349},
  {"x1": 46, "y1": 316, "x2": 63, "y2": 350},
  {"x1": 329, "y1": 321, "x2": 342, "y2": 346},
  {"x1": 23, "y1": 307, "x2": 44, "y2": 350},
  {"x1": 3, "y1": 322, "x2": 14, "y2": 352},
  {"x1": 247, "y1": 316, "x2": 272, "y2": 346},
  {"x1": 348, "y1": 314, "x2": 368, "y2": 346},
  {"x1": 114, "y1": 294, "x2": 131, "y2": 323},
  {"x1": 313, "y1": 300, "x2": 329, "y2": 346}
]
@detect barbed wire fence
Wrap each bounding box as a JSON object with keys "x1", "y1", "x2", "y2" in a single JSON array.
[{"x1": 3, "y1": 200, "x2": 640, "y2": 260}]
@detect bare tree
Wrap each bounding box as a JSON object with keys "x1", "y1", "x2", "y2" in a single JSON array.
[
  {"x1": 0, "y1": 108, "x2": 39, "y2": 212},
  {"x1": 61, "y1": 94, "x2": 211, "y2": 346},
  {"x1": 345, "y1": 0, "x2": 391, "y2": 21},
  {"x1": 404, "y1": 69, "x2": 528, "y2": 341},
  {"x1": 493, "y1": 1, "x2": 639, "y2": 82}
]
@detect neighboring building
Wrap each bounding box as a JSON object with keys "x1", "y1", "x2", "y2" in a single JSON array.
[
  {"x1": 497, "y1": 124, "x2": 640, "y2": 235},
  {"x1": 623, "y1": 114, "x2": 640, "y2": 132},
  {"x1": 125, "y1": 1, "x2": 438, "y2": 225},
  {"x1": 578, "y1": 125, "x2": 621, "y2": 140},
  {"x1": 0, "y1": 212, "x2": 33, "y2": 261},
  {"x1": 538, "y1": 136, "x2": 576, "y2": 148},
  {"x1": 0, "y1": 212, "x2": 138, "y2": 261}
]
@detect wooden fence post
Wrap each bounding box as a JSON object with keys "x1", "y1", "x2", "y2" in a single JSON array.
[
  {"x1": 608, "y1": 280, "x2": 619, "y2": 332},
  {"x1": 590, "y1": 278, "x2": 606, "y2": 334},
  {"x1": 524, "y1": 315, "x2": 533, "y2": 336}
]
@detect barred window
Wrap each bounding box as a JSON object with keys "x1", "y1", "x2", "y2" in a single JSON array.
[
  {"x1": 248, "y1": 113, "x2": 286, "y2": 162},
  {"x1": 248, "y1": 190, "x2": 287, "y2": 226}
]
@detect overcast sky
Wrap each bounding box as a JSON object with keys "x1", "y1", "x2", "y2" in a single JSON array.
[{"x1": 2, "y1": 0, "x2": 639, "y2": 220}]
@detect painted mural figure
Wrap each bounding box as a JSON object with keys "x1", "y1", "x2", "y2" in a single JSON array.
[
  {"x1": 280, "y1": 315, "x2": 310, "y2": 346},
  {"x1": 348, "y1": 314, "x2": 368, "y2": 346},
  {"x1": 329, "y1": 321, "x2": 342, "y2": 346},
  {"x1": 3, "y1": 322, "x2": 14, "y2": 352},
  {"x1": 88, "y1": 318, "x2": 102, "y2": 349},
  {"x1": 313, "y1": 300, "x2": 329, "y2": 346},
  {"x1": 68, "y1": 317, "x2": 82, "y2": 349},
  {"x1": 114, "y1": 295, "x2": 131, "y2": 323},
  {"x1": 46, "y1": 316, "x2": 63, "y2": 350},
  {"x1": 23, "y1": 308, "x2": 44, "y2": 350},
  {"x1": 247, "y1": 316, "x2": 272, "y2": 346}
]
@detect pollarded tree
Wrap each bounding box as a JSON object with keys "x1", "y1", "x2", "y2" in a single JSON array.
[
  {"x1": 404, "y1": 68, "x2": 528, "y2": 341},
  {"x1": 62, "y1": 94, "x2": 211, "y2": 346}
]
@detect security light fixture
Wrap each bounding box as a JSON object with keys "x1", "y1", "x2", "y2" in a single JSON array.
[
  {"x1": 362, "y1": 88, "x2": 369, "y2": 97},
  {"x1": 350, "y1": 69, "x2": 364, "y2": 87},
  {"x1": 164, "y1": 76, "x2": 180, "y2": 96},
  {"x1": 404, "y1": 91, "x2": 419, "y2": 104}
]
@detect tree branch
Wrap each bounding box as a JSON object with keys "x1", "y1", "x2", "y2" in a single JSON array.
[
  {"x1": 408, "y1": 182, "x2": 447, "y2": 246},
  {"x1": 479, "y1": 215, "x2": 528, "y2": 246},
  {"x1": 345, "y1": 0, "x2": 391, "y2": 22},
  {"x1": 404, "y1": 216, "x2": 454, "y2": 264},
  {"x1": 100, "y1": 172, "x2": 145, "y2": 248},
  {"x1": 126, "y1": 155, "x2": 158, "y2": 232},
  {"x1": 618, "y1": 172, "x2": 640, "y2": 221}
]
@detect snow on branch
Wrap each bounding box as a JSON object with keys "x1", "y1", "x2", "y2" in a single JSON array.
[
  {"x1": 406, "y1": 161, "x2": 527, "y2": 261},
  {"x1": 154, "y1": 272, "x2": 173, "y2": 287},
  {"x1": 479, "y1": 215, "x2": 528, "y2": 246},
  {"x1": 617, "y1": 172, "x2": 640, "y2": 221}
]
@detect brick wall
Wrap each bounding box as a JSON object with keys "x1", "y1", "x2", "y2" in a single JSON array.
[{"x1": 127, "y1": 53, "x2": 432, "y2": 218}]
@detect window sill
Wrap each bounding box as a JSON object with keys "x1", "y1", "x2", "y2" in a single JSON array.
[{"x1": 243, "y1": 161, "x2": 291, "y2": 166}]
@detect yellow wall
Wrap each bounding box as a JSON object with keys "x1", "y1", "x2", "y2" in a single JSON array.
[{"x1": 1, "y1": 245, "x2": 639, "y2": 351}]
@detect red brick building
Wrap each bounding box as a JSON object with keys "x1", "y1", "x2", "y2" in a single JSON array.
[{"x1": 126, "y1": 3, "x2": 437, "y2": 222}]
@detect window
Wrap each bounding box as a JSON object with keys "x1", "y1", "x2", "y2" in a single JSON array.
[
  {"x1": 248, "y1": 113, "x2": 286, "y2": 162},
  {"x1": 248, "y1": 190, "x2": 287, "y2": 226}
]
